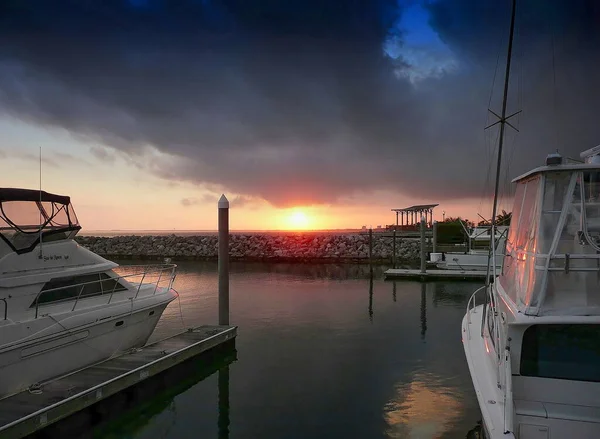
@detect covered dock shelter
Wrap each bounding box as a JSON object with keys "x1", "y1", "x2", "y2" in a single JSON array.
[{"x1": 389, "y1": 204, "x2": 439, "y2": 230}]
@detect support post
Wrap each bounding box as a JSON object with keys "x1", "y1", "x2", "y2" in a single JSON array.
[
  {"x1": 218, "y1": 195, "x2": 230, "y2": 325},
  {"x1": 392, "y1": 228, "x2": 397, "y2": 269},
  {"x1": 432, "y1": 220, "x2": 438, "y2": 254},
  {"x1": 420, "y1": 216, "x2": 426, "y2": 273}
]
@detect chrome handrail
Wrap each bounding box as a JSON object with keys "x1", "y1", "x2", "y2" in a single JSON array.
[
  {"x1": 466, "y1": 285, "x2": 487, "y2": 325},
  {"x1": 33, "y1": 264, "x2": 177, "y2": 318}
]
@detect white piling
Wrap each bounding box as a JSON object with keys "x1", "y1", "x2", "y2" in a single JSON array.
[{"x1": 218, "y1": 195, "x2": 230, "y2": 326}]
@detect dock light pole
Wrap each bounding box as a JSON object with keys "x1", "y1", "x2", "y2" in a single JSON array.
[
  {"x1": 218, "y1": 195, "x2": 230, "y2": 326},
  {"x1": 420, "y1": 216, "x2": 426, "y2": 273}
]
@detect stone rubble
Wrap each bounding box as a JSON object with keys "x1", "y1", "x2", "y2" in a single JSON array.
[{"x1": 75, "y1": 233, "x2": 422, "y2": 263}]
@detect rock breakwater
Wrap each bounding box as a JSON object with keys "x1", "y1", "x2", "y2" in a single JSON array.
[{"x1": 75, "y1": 233, "x2": 421, "y2": 264}]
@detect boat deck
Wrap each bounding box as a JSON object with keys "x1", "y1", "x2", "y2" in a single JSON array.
[
  {"x1": 384, "y1": 268, "x2": 495, "y2": 281},
  {"x1": 0, "y1": 325, "x2": 236, "y2": 439}
]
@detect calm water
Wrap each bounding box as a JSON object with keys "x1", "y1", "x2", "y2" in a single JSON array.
[{"x1": 92, "y1": 261, "x2": 484, "y2": 439}]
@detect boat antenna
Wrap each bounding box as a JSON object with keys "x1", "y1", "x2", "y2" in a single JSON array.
[
  {"x1": 39, "y1": 145, "x2": 43, "y2": 259},
  {"x1": 485, "y1": 0, "x2": 518, "y2": 285}
]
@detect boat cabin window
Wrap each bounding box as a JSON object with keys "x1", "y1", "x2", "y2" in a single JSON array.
[
  {"x1": 520, "y1": 324, "x2": 600, "y2": 382},
  {"x1": 0, "y1": 189, "x2": 81, "y2": 254},
  {"x1": 31, "y1": 273, "x2": 127, "y2": 307}
]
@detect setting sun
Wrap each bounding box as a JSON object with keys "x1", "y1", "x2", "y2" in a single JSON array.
[{"x1": 288, "y1": 210, "x2": 310, "y2": 230}]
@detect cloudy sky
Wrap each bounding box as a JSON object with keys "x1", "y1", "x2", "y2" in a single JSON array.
[{"x1": 1, "y1": 0, "x2": 599, "y2": 230}]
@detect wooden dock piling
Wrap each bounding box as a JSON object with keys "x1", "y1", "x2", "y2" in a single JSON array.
[
  {"x1": 392, "y1": 228, "x2": 397, "y2": 269},
  {"x1": 432, "y1": 220, "x2": 438, "y2": 254},
  {"x1": 218, "y1": 194, "x2": 230, "y2": 326}
]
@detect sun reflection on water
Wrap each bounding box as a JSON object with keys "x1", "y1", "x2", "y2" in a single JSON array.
[{"x1": 383, "y1": 372, "x2": 463, "y2": 439}]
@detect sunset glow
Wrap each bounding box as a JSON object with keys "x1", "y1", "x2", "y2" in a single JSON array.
[
  {"x1": 0, "y1": 0, "x2": 533, "y2": 233},
  {"x1": 287, "y1": 210, "x2": 310, "y2": 230}
]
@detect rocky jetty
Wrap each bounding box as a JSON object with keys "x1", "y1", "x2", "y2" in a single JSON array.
[{"x1": 75, "y1": 233, "x2": 422, "y2": 264}]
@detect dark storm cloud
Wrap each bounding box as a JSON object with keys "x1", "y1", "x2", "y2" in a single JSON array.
[{"x1": 0, "y1": 0, "x2": 599, "y2": 207}]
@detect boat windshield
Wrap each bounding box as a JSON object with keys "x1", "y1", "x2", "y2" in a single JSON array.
[
  {"x1": 501, "y1": 169, "x2": 600, "y2": 315},
  {"x1": 0, "y1": 189, "x2": 80, "y2": 254}
]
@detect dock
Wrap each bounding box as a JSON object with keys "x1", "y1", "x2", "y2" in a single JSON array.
[
  {"x1": 384, "y1": 268, "x2": 497, "y2": 281},
  {"x1": 0, "y1": 325, "x2": 236, "y2": 439}
]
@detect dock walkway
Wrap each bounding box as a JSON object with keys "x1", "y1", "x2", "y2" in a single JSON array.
[
  {"x1": 0, "y1": 325, "x2": 236, "y2": 439},
  {"x1": 384, "y1": 268, "x2": 496, "y2": 281}
]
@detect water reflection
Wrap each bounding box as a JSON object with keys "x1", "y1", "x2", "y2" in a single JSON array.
[
  {"x1": 218, "y1": 366, "x2": 230, "y2": 439},
  {"x1": 432, "y1": 282, "x2": 481, "y2": 308},
  {"x1": 46, "y1": 346, "x2": 238, "y2": 439},
  {"x1": 369, "y1": 270, "x2": 374, "y2": 322},
  {"x1": 171, "y1": 260, "x2": 392, "y2": 281},
  {"x1": 108, "y1": 260, "x2": 482, "y2": 439},
  {"x1": 384, "y1": 372, "x2": 463, "y2": 438},
  {"x1": 420, "y1": 283, "x2": 427, "y2": 340}
]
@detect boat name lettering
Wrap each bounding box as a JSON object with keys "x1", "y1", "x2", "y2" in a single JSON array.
[{"x1": 40, "y1": 254, "x2": 69, "y2": 261}]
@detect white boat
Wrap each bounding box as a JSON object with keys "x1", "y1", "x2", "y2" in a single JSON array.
[
  {"x1": 436, "y1": 247, "x2": 503, "y2": 272},
  {"x1": 463, "y1": 1, "x2": 600, "y2": 436},
  {"x1": 463, "y1": 150, "x2": 600, "y2": 438},
  {"x1": 0, "y1": 188, "x2": 178, "y2": 399},
  {"x1": 435, "y1": 226, "x2": 507, "y2": 272}
]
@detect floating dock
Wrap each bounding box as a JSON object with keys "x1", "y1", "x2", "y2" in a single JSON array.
[
  {"x1": 384, "y1": 268, "x2": 497, "y2": 281},
  {"x1": 0, "y1": 325, "x2": 237, "y2": 439}
]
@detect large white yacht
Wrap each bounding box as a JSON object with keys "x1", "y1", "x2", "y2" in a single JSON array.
[
  {"x1": 462, "y1": 0, "x2": 600, "y2": 436},
  {"x1": 463, "y1": 148, "x2": 600, "y2": 438},
  {"x1": 0, "y1": 188, "x2": 178, "y2": 399}
]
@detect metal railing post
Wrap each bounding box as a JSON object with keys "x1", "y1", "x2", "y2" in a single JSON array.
[
  {"x1": 134, "y1": 273, "x2": 147, "y2": 299},
  {"x1": 153, "y1": 270, "x2": 163, "y2": 295},
  {"x1": 72, "y1": 285, "x2": 86, "y2": 311},
  {"x1": 107, "y1": 276, "x2": 120, "y2": 304}
]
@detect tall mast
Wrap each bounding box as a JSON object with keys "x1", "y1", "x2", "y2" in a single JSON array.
[
  {"x1": 491, "y1": 0, "x2": 517, "y2": 238},
  {"x1": 489, "y1": 0, "x2": 517, "y2": 276},
  {"x1": 481, "y1": 0, "x2": 517, "y2": 337}
]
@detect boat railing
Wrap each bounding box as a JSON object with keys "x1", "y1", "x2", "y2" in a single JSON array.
[
  {"x1": 510, "y1": 250, "x2": 600, "y2": 272},
  {"x1": 466, "y1": 285, "x2": 487, "y2": 329},
  {"x1": 33, "y1": 264, "x2": 177, "y2": 318}
]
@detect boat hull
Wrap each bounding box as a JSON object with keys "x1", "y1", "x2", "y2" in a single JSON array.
[
  {"x1": 462, "y1": 305, "x2": 515, "y2": 439},
  {"x1": 0, "y1": 295, "x2": 174, "y2": 399},
  {"x1": 438, "y1": 252, "x2": 502, "y2": 272}
]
